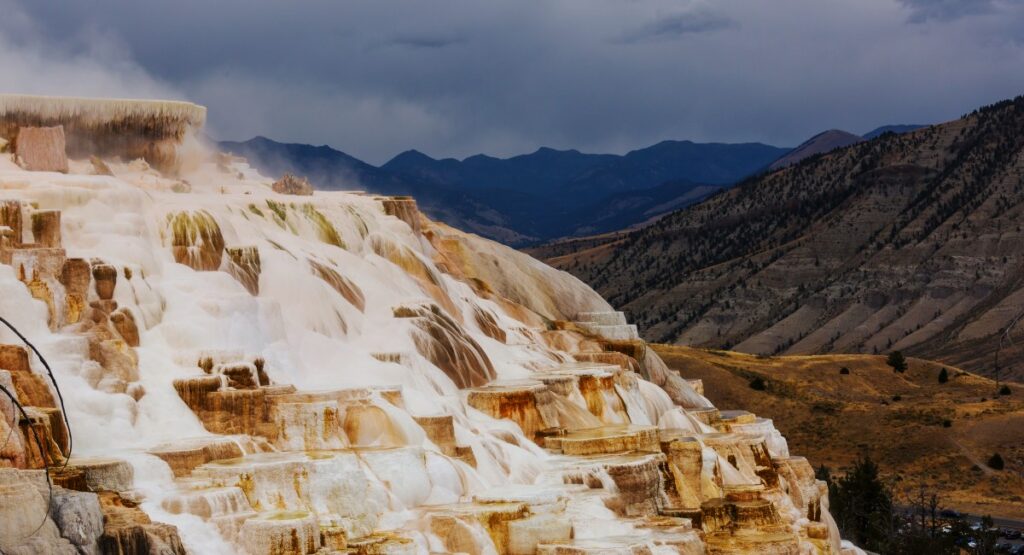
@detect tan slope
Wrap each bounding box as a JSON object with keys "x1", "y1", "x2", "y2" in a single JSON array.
[{"x1": 654, "y1": 344, "x2": 1024, "y2": 518}]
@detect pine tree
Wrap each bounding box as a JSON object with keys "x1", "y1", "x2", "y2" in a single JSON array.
[
  {"x1": 828, "y1": 456, "x2": 894, "y2": 552},
  {"x1": 988, "y1": 453, "x2": 1004, "y2": 470},
  {"x1": 938, "y1": 368, "x2": 948, "y2": 384},
  {"x1": 887, "y1": 351, "x2": 908, "y2": 373}
]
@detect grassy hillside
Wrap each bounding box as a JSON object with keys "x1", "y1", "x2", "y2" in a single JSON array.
[{"x1": 655, "y1": 344, "x2": 1024, "y2": 518}]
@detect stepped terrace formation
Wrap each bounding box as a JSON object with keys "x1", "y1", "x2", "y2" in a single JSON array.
[
  {"x1": 0, "y1": 94, "x2": 206, "y2": 174},
  {"x1": 0, "y1": 96, "x2": 863, "y2": 554}
]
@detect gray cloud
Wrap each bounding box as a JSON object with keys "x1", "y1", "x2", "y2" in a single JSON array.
[
  {"x1": 0, "y1": 0, "x2": 179, "y2": 101},
  {"x1": 3, "y1": 0, "x2": 1024, "y2": 165},
  {"x1": 385, "y1": 34, "x2": 467, "y2": 49},
  {"x1": 619, "y1": 9, "x2": 736, "y2": 43},
  {"x1": 897, "y1": 0, "x2": 998, "y2": 22}
]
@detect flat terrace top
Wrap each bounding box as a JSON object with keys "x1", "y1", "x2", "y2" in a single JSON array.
[{"x1": 0, "y1": 94, "x2": 206, "y2": 127}]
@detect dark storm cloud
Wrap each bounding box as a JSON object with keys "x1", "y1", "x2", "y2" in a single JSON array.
[
  {"x1": 3, "y1": 0, "x2": 1024, "y2": 164},
  {"x1": 619, "y1": 9, "x2": 737, "y2": 43},
  {"x1": 384, "y1": 35, "x2": 467, "y2": 50}
]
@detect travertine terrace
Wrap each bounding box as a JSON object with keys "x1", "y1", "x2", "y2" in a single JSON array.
[
  {"x1": 0, "y1": 96, "x2": 862, "y2": 554},
  {"x1": 0, "y1": 94, "x2": 206, "y2": 173}
]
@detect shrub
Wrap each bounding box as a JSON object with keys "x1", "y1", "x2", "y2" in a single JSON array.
[
  {"x1": 942, "y1": 419, "x2": 952, "y2": 428},
  {"x1": 938, "y1": 368, "x2": 948, "y2": 384},
  {"x1": 891, "y1": 395, "x2": 902, "y2": 402},
  {"x1": 839, "y1": 367, "x2": 850, "y2": 375},
  {"x1": 887, "y1": 351, "x2": 908, "y2": 373},
  {"x1": 749, "y1": 377, "x2": 767, "y2": 391},
  {"x1": 999, "y1": 385, "x2": 1012, "y2": 395},
  {"x1": 988, "y1": 453, "x2": 1005, "y2": 470}
]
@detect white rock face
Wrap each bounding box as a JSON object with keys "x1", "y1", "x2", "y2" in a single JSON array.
[{"x1": 0, "y1": 138, "x2": 850, "y2": 554}]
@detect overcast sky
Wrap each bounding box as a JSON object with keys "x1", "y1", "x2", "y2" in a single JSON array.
[{"x1": 2, "y1": 0, "x2": 1024, "y2": 164}]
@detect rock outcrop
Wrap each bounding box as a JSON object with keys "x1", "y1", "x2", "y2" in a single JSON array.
[
  {"x1": 0, "y1": 94, "x2": 205, "y2": 173},
  {"x1": 15, "y1": 125, "x2": 69, "y2": 173},
  {"x1": 272, "y1": 173, "x2": 314, "y2": 196}
]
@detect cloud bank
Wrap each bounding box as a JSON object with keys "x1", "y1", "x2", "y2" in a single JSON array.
[{"x1": 4, "y1": 0, "x2": 1024, "y2": 164}]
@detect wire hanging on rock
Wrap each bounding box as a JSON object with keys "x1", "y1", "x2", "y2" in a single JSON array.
[
  {"x1": 0, "y1": 315, "x2": 72, "y2": 467},
  {"x1": 0, "y1": 383, "x2": 54, "y2": 542}
]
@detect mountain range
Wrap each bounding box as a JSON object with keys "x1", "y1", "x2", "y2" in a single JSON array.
[
  {"x1": 219, "y1": 137, "x2": 790, "y2": 245},
  {"x1": 529, "y1": 97, "x2": 1024, "y2": 381},
  {"x1": 220, "y1": 125, "x2": 925, "y2": 246}
]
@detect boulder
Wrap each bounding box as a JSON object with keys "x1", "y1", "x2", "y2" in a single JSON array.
[
  {"x1": 50, "y1": 488, "x2": 104, "y2": 554},
  {"x1": 89, "y1": 156, "x2": 114, "y2": 176},
  {"x1": 272, "y1": 174, "x2": 313, "y2": 196},
  {"x1": 15, "y1": 126, "x2": 68, "y2": 173},
  {"x1": 0, "y1": 469, "x2": 77, "y2": 554},
  {"x1": 97, "y1": 492, "x2": 186, "y2": 555},
  {"x1": 91, "y1": 263, "x2": 117, "y2": 301},
  {"x1": 66, "y1": 457, "x2": 134, "y2": 493},
  {"x1": 109, "y1": 308, "x2": 140, "y2": 347}
]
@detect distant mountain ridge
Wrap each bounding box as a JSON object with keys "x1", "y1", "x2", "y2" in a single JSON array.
[
  {"x1": 219, "y1": 136, "x2": 542, "y2": 245},
  {"x1": 863, "y1": 124, "x2": 927, "y2": 139},
  {"x1": 221, "y1": 124, "x2": 925, "y2": 246},
  {"x1": 381, "y1": 140, "x2": 786, "y2": 201},
  {"x1": 382, "y1": 146, "x2": 618, "y2": 197},
  {"x1": 768, "y1": 125, "x2": 928, "y2": 170},
  {"x1": 219, "y1": 136, "x2": 789, "y2": 245},
  {"x1": 768, "y1": 129, "x2": 864, "y2": 170}
]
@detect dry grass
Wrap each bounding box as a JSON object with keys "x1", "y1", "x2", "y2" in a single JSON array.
[{"x1": 654, "y1": 344, "x2": 1024, "y2": 518}]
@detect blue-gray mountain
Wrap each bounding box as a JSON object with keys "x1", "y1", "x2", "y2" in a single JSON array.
[
  {"x1": 218, "y1": 137, "x2": 789, "y2": 245},
  {"x1": 219, "y1": 125, "x2": 925, "y2": 246}
]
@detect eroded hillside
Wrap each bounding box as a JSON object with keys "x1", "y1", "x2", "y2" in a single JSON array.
[{"x1": 545, "y1": 96, "x2": 1024, "y2": 381}]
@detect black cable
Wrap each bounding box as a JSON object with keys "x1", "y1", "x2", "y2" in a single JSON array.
[
  {"x1": 0, "y1": 316, "x2": 72, "y2": 467},
  {"x1": 0, "y1": 383, "x2": 53, "y2": 541}
]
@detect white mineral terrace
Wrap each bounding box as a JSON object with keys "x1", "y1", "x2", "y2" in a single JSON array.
[
  {"x1": 0, "y1": 117, "x2": 863, "y2": 555},
  {"x1": 0, "y1": 94, "x2": 206, "y2": 128}
]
